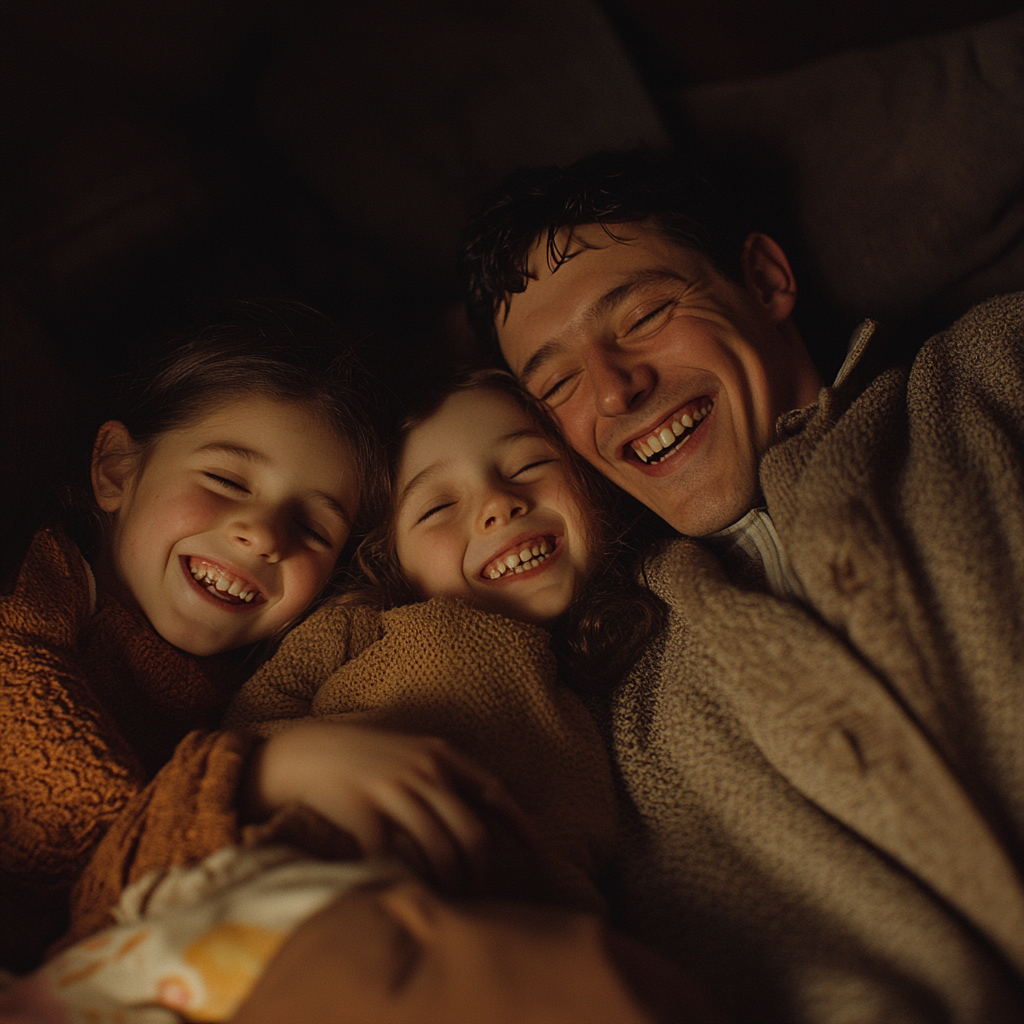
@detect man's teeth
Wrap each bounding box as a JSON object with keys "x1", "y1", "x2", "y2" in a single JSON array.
[
  {"x1": 485, "y1": 538, "x2": 553, "y2": 579},
  {"x1": 189, "y1": 561, "x2": 257, "y2": 602},
  {"x1": 633, "y1": 404, "x2": 712, "y2": 463}
]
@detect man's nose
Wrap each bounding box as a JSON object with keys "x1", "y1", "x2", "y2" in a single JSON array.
[
  {"x1": 479, "y1": 488, "x2": 527, "y2": 530},
  {"x1": 229, "y1": 510, "x2": 284, "y2": 562},
  {"x1": 586, "y1": 348, "x2": 655, "y2": 417}
]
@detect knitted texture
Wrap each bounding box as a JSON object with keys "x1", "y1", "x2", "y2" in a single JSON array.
[
  {"x1": 63, "y1": 728, "x2": 257, "y2": 948},
  {"x1": 605, "y1": 294, "x2": 1024, "y2": 1024},
  {"x1": 225, "y1": 597, "x2": 619, "y2": 911},
  {"x1": 0, "y1": 527, "x2": 245, "y2": 967}
]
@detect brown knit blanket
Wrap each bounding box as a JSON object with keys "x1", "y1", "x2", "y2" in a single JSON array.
[{"x1": 223, "y1": 596, "x2": 619, "y2": 912}]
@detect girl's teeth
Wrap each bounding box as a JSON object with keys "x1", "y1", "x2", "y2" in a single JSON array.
[
  {"x1": 659, "y1": 427, "x2": 674, "y2": 447},
  {"x1": 681, "y1": 413, "x2": 694, "y2": 428},
  {"x1": 189, "y1": 560, "x2": 258, "y2": 602},
  {"x1": 485, "y1": 540, "x2": 555, "y2": 579}
]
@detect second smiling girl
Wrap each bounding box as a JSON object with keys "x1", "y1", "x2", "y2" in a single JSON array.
[{"x1": 217, "y1": 369, "x2": 665, "y2": 909}]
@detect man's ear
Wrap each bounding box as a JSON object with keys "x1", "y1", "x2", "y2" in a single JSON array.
[
  {"x1": 91, "y1": 421, "x2": 137, "y2": 513},
  {"x1": 740, "y1": 232, "x2": 797, "y2": 323}
]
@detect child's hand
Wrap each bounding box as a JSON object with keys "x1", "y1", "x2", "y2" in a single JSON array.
[{"x1": 245, "y1": 721, "x2": 519, "y2": 891}]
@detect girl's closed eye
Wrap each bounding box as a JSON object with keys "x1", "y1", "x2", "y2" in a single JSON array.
[
  {"x1": 417, "y1": 500, "x2": 456, "y2": 525},
  {"x1": 204, "y1": 472, "x2": 250, "y2": 493},
  {"x1": 510, "y1": 459, "x2": 556, "y2": 479},
  {"x1": 298, "y1": 521, "x2": 332, "y2": 546}
]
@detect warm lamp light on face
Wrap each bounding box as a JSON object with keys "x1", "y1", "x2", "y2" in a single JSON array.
[
  {"x1": 498, "y1": 224, "x2": 821, "y2": 536},
  {"x1": 393, "y1": 389, "x2": 592, "y2": 626},
  {"x1": 92, "y1": 396, "x2": 360, "y2": 655}
]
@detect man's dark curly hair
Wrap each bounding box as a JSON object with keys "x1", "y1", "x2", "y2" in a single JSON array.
[{"x1": 459, "y1": 147, "x2": 748, "y2": 354}]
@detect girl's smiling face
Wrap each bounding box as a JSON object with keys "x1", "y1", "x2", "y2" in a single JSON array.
[
  {"x1": 394, "y1": 389, "x2": 591, "y2": 626},
  {"x1": 93, "y1": 396, "x2": 360, "y2": 656}
]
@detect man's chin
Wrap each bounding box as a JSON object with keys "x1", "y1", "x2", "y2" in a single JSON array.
[{"x1": 638, "y1": 480, "x2": 760, "y2": 538}]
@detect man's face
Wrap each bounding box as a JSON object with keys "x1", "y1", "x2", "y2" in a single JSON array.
[{"x1": 498, "y1": 224, "x2": 820, "y2": 535}]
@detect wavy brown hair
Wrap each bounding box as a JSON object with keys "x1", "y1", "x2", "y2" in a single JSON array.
[
  {"x1": 349, "y1": 369, "x2": 665, "y2": 693},
  {"x1": 68, "y1": 301, "x2": 384, "y2": 598},
  {"x1": 459, "y1": 147, "x2": 747, "y2": 356}
]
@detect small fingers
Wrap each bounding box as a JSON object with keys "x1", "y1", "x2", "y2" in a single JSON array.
[
  {"x1": 406, "y1": 779, "x2": 490, "y2": 887},
  {"x1": 376, "y1": 786, "x2": 466, "y2": 890},
  {"x1": 428, "y1": 740, "x2": 537, "y2": 836}
]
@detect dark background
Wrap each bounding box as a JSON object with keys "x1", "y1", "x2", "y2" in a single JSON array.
[{"x1": 2, "y1": 0, "x2": 1020, "y2": 583}]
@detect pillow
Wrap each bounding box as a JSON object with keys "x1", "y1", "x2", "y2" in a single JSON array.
[
  {"x1": 678, "y1": 12, "x2": 1024, "y2": 335},
  {"x1": 260, "y1": 0, "x2": 668, "y2": 289}
]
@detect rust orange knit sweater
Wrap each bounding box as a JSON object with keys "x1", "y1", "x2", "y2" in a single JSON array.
[{"x1": 0, "y1": 527, "x2": 252, "y2": 969}]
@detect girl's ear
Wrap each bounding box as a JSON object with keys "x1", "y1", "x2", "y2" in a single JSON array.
[
  {"x1": 740, "y1": 232, "x2": 797, "y2": 323},
  {"x1": 91, "y1": 421, "x2": 137, "y2": 513}
]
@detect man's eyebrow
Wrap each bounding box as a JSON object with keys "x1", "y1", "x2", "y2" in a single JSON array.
[
  {"x1": 518, "y1": 269, "x2": 687, "y2": 386},
  {"x1": 195, "y1": 442, "x2": 270, "y2": 464}
]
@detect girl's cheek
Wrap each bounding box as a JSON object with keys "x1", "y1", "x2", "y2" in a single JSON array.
[
  {"x1": 146, "y1": 484, "x2": 227, "y2": 538},
  {"x1": 287, "y1": 551, "x2": 335, "y2": 609}
]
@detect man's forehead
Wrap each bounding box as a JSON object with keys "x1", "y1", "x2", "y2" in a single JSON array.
[
  {"x1": 499, "y1": 223, "x2": 703, "y2": 374},
  {"x1": 525, "y1": 221, "x2": 645, "y2": 276}
]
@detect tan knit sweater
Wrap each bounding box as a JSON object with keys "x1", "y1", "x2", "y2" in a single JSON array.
[
  {"x1": 603, "y1": 294, "x2": 1024, "y2": 1023},
  {"x1": 223, "y1": 597, "x2": 618, "y2": 912}
]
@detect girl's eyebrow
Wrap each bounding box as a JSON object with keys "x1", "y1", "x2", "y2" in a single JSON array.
[
  {"x1": 397, "y1": 461, "x2": 445, "y2": 509},
  {"x1": 397, "y1": 429, "x2": 546, "y2": 509},
  {"x1": 198, "y1": 441, "x2": 352, "y2": 525},
  {"x1": 195, "y1": 441, "x2": 269, "y2": 464},
  {"x1": 313, "y1": 492, "x2": 353, "y2": 527}
]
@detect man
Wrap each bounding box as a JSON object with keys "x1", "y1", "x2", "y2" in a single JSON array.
[{"x1": 460, "y1": 150, "x2": 1024, "y2": 1023}]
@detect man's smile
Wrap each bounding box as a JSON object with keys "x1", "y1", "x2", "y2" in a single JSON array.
[{"x1": 626, "y1": 396, "x2": 715, "y2": 466}]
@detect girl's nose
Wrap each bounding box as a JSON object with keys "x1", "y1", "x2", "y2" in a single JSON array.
[
  {"x1": 480, "y1": 490, "x2": 526, "y2": 530},
  {"x1": 230, "y1": 513, "x2": 284, "y2": 562}
]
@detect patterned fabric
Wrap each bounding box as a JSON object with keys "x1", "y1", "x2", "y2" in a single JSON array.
[
  {"x1": 705, "y1": 506, "x2": 805, "y2": 598},
  {"x1": 13, "y1": 846, "x2": 405, "y2": 1023}
]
